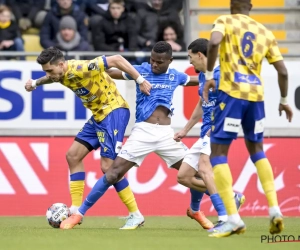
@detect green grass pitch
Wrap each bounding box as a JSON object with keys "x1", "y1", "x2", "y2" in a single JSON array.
[{"x1": 1, "y1": 217, "x2": 299, "y2": 250}]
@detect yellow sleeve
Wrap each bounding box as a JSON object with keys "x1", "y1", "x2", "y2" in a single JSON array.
[
  {"x1": 73, "y1": 56, "x2": 108, "y2": 78},
  {"x1": 211, "y1": 16, "x2": 226, "y2": 35},
  {"x1": 85, "y1": 56, "x2": 108, "y2": 73},
  {"x1": 265, "y1": 31, "x2": 283, "y2": 64}
]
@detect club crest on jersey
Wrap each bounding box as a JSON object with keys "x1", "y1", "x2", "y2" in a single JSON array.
[
  {"x1": 74, "y1": 87, "x2": 89, "y2": 96},
  {"x1": 169, "y1": 74, "x2": 175, "y2": 81},
  {"x1": 88, "y1": 62, "x2": 99, "y2": 71}
]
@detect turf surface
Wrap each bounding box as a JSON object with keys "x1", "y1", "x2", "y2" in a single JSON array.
[{"x1": 1, "y1": 217, "x2": 299, "y2": 250}]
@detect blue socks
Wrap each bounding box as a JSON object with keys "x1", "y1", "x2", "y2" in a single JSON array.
[
  {"x1": 190, "y1": 189, "x2": 204, "y2": 211},
  {"x1": 210, "y1": 193, "x2": 227, "y2": 217},
  {"x1": 78, "y1": 175, "x2": 111, "y2": 215}
]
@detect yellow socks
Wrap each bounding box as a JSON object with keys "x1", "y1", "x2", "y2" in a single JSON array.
[
  {"x1": 70, "y1": 172, "x2": 85, "y2": 207},
  {"x1": 211, "y1": 156, "x2": 237, "y2": 216},
  {"x1": 251, "y1": 152, "x2": 278, "y2": 207},
  {"x1": 114, "y1": 177, "x2": 139, "y2": 213}
]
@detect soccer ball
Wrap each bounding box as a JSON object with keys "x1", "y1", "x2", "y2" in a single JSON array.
[{"x1": 46, "y1": 203, "x2": 70, "y2": 228}]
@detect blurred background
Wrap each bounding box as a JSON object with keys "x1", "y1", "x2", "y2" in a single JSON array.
[{"x1": 0, "y1": 0, "x2": 299, "y2": 217}]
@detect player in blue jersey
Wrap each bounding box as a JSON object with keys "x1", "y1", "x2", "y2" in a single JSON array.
[
  {"x1": 60, "y1": 41, "x2": 220, "y2": 230},
  {"x1": 174, "y1": 38, "x2": 245, "y2": 232}
]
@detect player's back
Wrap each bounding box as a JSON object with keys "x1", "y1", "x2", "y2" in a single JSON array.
[
  {"x1": 212, "y1": 14, "x2": 282, "y2": 101},
  {"x1": 62, "y1": 57, "x2": 129, "y2": 122}
]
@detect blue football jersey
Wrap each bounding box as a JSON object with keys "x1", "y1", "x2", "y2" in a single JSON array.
[
  {"x1": 198, "y1": 66, "x2": 220, "y2": 138},
  {"x1": 123, "y1": 62, "x2": 190, "y2": 122}
]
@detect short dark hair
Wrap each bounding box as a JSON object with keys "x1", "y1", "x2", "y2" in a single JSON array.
[
  {"x1": 37, "y1": 47, "x2": 65, "y2": 65},
  {"x1": 109, "y1": 0, "x2": 124, "y2": 5},
  {"x1": 188, "y1": 38, "x2": 209, "y2": 56},
  {"x1": 153, "y1": 41, "x2": 172, "y2": 57}
]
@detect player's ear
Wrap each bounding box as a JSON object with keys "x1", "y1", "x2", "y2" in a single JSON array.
[
  {"x1": 198, "y1": 52, "x2": 203, "y2": 58},
  {"x1": 249, "y1": 3, "x2": 252, "y2": 11},
  {"x1": 169, "y1": 57, "x2": 173, "y2": 63}
]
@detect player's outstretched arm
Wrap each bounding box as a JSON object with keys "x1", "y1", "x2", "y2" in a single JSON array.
[
  {"x1": 105, "y1": 69, "x2": 125, "y2": 80},
  {"x1": 106, "y1": 55, "x2": 151, "y2": 95},
  {"x1": 174, "y1": 99, "x2": 203, "y2": 141},
  {"x1": 24, "y1": 76, "x2": 53, "y2": 92},
  {"x1": 272, "y1": 60, "x2": 293, "y2": 122},
  {"x1": 185, "y1": 76, "x2": 200, "y2": 86}
]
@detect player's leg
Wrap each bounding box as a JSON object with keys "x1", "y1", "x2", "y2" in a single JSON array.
[
  {"x1": 177, "y1": 161, "x2": 214, "y2": 229},
  {"x1": 208, "y1": 91, "x2": 246, "y2": 237},
  {"x1": 67, "y1": 120, "x2": 100, "y2": 214},
  {"x1": 60, "y1": 122, "x2": 155, "y2": 229},
  {"x1": 101, "y1": 157, "x2": 141, "y2": 220},
  {"x1": 197, "y1": 136, "x2": 245, "y2": 230},
  {"x1": 61, "y1": 156, "x2": 136, "y2": 229},
  {"x1": 155, "y1": 127, "x2": 213, "y2": 229},
  {"x1": 96, "y1": 108, "x2": 143, "y2": 223},
  {"x1": 242, "y1": 101, "x2": 283, "y2": 234}
]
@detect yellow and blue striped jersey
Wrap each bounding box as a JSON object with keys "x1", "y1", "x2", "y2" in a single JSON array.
[
  {"x1": 211, "y1": 14, "x2": 283, "y2": 102},
  {"x1": 62, "y1": 56, "x2": 129, "y2": 122}
]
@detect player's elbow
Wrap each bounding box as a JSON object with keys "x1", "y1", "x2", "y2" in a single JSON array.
[{"x1": 106, "y1": 54, "x2": 124, "y2": 68}]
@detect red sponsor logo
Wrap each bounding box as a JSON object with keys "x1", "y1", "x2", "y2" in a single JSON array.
[{"x1": 0, "y1": 137, "x2": 299, "y2": 216}]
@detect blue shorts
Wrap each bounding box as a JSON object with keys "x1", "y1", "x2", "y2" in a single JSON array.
[
  {"x1": 211, "y1": 91, "x2": 265, "y2": 144},
  {"x1": 75, "y1": 108, "x2": 130, "y2": 160}
]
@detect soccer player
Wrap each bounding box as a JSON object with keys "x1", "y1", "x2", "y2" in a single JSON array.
[
  {"x1": 203, "y1": 0, "x2": 293, "y2": 237},
  {"x1": 60, "y1": 41, "x2": 218, "y2": 230},
  {"x1": 174, "y1": 38, "x2": 245, "y2": 231},
  {"x1": 24, "y1": 47, "x2": 152, "y2": 229}
]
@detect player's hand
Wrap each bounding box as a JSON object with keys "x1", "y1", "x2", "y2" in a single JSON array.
[
  {"x1": 174, "y1": 129, "x2": 187, "y2": 142},
  {"x1": 24, "y1": 79, "x2": 36, "y2": 92},
  {"x1": 139, "y1": 80, "x2": 152, "y2": 95},
  {"x1": 279, "y1": 103, "x2": 293, "y2": 122},
  {"x1": 203, "y1": 79, "x2": 216, "y2": 103}
]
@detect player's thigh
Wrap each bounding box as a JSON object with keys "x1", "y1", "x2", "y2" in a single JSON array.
[
  {"x1": 182, "y1": 138, "x2": 202, "y2": 172},
  {"x1": 242, "y1": 101, "x2": 265, "y2": 144},
  {"x1": 68, "y1": 118, "x2": 100, "y2": 162},
  {"x1": 118, "y1": 122, "x2": 156, "y2": 167},
  {"x1": 156, "y1": 129, "x2": 189, "y2": 168},
  {"x1": 198, "y1": 136, "x2": 213, "y2": 174},
  {"x1": 211, "y1": 91, "x2": 243, "y2": 145},
  {"x1": 95, "y1": 108, "x2": 130, "y2": 163},
  {"x1": 177, "y1": 162, "x2": 198, "y2": 184}
]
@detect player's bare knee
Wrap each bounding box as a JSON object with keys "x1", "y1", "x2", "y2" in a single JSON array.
[
  {"x1": 177, "y1": 172, "x2": 189, "y2": 187},
  {"x1": 101, "y1": 158, "x2": 113, "y2": 173},
  {"x1": 66, "y1": 150, "x2": 82, "y2": 166},
  {"x1": 198, "y1": 158, "x2": 213, "y2": 179}
]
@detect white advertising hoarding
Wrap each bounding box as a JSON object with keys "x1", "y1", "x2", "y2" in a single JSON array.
[{"x1": 0, "y1": 60, "x2": 299, "y2": 134}]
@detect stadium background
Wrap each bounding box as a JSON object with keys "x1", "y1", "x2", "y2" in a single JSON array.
[{"x1": 0, "y1": 0, "x2": 299, "y2": 218}]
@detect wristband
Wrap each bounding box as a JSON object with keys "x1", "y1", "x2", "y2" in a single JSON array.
[
  {"x1": 31, "y1": 80, "x2": 37, "y2": 88},
  {"x1": 280, "y1": 96, "x2": 288, "y2": 105},
  {"x1": 205, "y1": 71, "x2": 214, "y2": 80},
  {"x1": 136, "y1": 75, "x2": 145, "y2": 85}
]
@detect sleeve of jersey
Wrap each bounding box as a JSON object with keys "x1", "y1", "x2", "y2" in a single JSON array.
[
  {"x1": 83, "y1": 56, "x2": 107, "y2": 74},
  {"x1": 121, "y1": 65, "x2": 140, "y2": 80},
  {"x1": 265, "y1": 32, "x2": 283, "y2": 64},
  {"x1": 179, "y1": 72, "x2": 190, "y2": 86},
  {"x1": 211, "y1": 16, "x2": 226, "y2": 35}
]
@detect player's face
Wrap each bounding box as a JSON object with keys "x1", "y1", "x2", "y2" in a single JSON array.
[
  {"x1": 150, "y1": 51, "x2": 172, "y2": 74},
  {"x1": 188, "y1": 50, "x2": 205, "y2": 73},
  {"x1": 42, "y1": 61, "x2": 65, "y2": 82}
]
